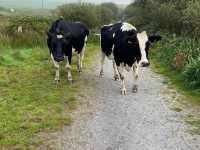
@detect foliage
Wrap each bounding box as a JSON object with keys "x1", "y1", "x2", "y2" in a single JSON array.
[
  {"x1": 151, "y1": 35, "x2": 200, "y2": 89},
  {"x1": 8, "y1": 16, "x2": 53, "y2": 33},
  {"x1": 124, "y1": 0, "x2": 200, "y2": 37},
  {"x1": 183, "y1": 57, "x2": 200, "y2": 89},
  {"x1": 57, "y1": 3, "x2": 100, "y2": 29},
  {"x1": 56, "y1": 3, "x2": 120, "y2": 29}
]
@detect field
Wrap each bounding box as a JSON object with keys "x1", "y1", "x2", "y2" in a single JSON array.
[{"x1": 0, "y1": 44, "x2": 99, "y2": 149}]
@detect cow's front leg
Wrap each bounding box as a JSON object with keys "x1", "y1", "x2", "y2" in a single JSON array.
[
  {"x1": 113, "y1": 60, "x2": 119, "y2": 81},
  {"x1": 100, "y1": 51, "x2": 106, "y2": 77},
  {"x1": 118, "y1": 64, "x2": 126, "y2": 95},
  {"x1": 77, "y1": 47, "x2": 86, "y2": 73},
  {"x1": 66, "y1": 55, "x2": 73, "y2": 84},
  {"x1": 51, "y1": 54, "x2": 60, "y2": 83},
  {"x1": 132, "y1": 62, "x2": 139, "y2": 93}
]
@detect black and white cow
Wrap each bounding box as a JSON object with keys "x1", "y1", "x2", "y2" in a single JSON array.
[
  {"x1": 47, "y1": 19, "x2": 89, "y2": 83},
  {"x1": 100, "y1": 22, "x2": 161, "y2": 95}
]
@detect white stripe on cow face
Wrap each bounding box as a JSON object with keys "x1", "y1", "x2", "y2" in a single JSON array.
[{"x1": 137, "y1": 31, "x2": 149, "y2": 65}]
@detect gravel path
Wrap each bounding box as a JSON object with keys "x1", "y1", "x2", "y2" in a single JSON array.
[{"x1": 55, "y1": 58, "x2": 200, "y2": 150}]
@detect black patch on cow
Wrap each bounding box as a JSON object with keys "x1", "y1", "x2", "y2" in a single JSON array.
[
  {"x1": 47, "y1": 19, "x2": 89, "y2": 62},
  {"x1": 101, "y1": 22, "x2": 142, "y2": 67}
]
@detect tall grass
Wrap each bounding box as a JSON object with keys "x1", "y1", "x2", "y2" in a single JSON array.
[{"x1": 151, "y1": 35, "x2": 200, "y2": 90}]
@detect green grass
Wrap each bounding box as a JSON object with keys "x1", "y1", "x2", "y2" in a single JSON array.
[
  {"x1": 0, "y1": 43, "x2": 99, "y2": 149},
  {"x1": 151, "y1": 58, "x2": 200, "y2": 105}
]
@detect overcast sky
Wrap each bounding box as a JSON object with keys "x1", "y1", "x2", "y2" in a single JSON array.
[{"x1": 0, "y1": 0, "x2": 133, "y2": 9}]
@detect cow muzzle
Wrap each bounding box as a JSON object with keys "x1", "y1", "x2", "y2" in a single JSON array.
[
  {"x1": 140, "y1": 61, "x2": 150, "y2": 67},
  {"x1": 54, "y1": 56, "x2": 64, "y2": 62}
]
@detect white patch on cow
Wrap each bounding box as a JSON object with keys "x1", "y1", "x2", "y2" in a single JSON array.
[
  {"x1": 108, "y1": 53, "x2": 114, "y2": 60},
  {"x1": 103, "y1": 24, "x2": 113, "y2": 27},
  {"x1": 56, "y1": 34, "x2": 63, "y2": 39},
  {"x1": 137, "y1": 31, "x2": 149, "y2": 64},
  {"x1": 121, "y1": 22, "x2": 136, "y2": 32},
  {"x1": 51, "y1": 54, "x2": 60, "y2": 81},
  {"x1": 108, "y1": 44, "x2": 114, "y2": 60},
  {"x1": 113, "y1": 33, "x2": 115, "y2": 38},
  {"x1": 72, "y1": 48, "x2": 76, "y2": 54},
  {"x1": 125, "y1": 64, "x2": 131, "y2": 72},
  {"x1": 112, "y1": 60, "x2": 119, "y2": 80},
  {"x1": 100, "y1": 51, "x2": 106, "y2": 77},
  {"x1": 84, "y1": 35, "x2": 88, "y2": 42},
  {"x1": 65, "y1": 58, "x2": 72, "y2": 81},
  {"x1": 118, "y1": 63, "x2": 127, "y2": 95},
  {"x1": 132, "y1": 62, "x2": 139, "y2": 93},
  {"x1": 78, "y1": 36, "x2": 87, "y2": 72}
]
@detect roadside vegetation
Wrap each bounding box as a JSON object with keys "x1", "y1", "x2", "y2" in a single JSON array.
[
  {"x1": 1, "y1": 0, "x2": 200, "y2": 148},
  {"x1": 0, "y1": 3, "x2": 106, "y2": 149},
  {"x1": 124, "y1": 0, "x2": 200, "y2": 99}
]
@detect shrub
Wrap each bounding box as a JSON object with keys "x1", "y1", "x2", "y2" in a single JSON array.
[
  {"x1": 7, "y1": 16, "x2": 52, "y2": 34},
  {"x1": 183, "y1": 0, "x2": 200, "y2": 37},
  {"x1": 183, "y1": 57, "x2": 200, "y2": 89},
  {"x1": 57, "y1": 3, "x2": 100, "y2": 29}
]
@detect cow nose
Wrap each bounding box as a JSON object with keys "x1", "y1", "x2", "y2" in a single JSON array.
[
  {"x1": 141, "y1": 61, "x2": 150, "y2": 67},
  {"x1": 55, "y1": 57, "x2": 64, "y2": 62}
]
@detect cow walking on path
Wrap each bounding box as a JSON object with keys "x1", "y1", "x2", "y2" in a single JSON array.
[
  {"x1": 47, "y1": 19, "x2": 89, "y2": 83},
  {"x1": 100, "y1": 22, "x2": 161, "y2": 95}
]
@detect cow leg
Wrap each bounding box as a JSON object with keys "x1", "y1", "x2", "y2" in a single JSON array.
[
  {"x1": 51, "y1": 54, "x2": 60, "y2": 83},
  {"x1": 100, "y1": 51, "x2": 106, "y2": 77},
  {"x1": 132, "y1": 62, "x2": 139, "y2": 93},
  {"x1": 113, "y1": 60, "x2": 119, "y2": 81},
  {"x1": 77, "y1": 53, "x2": 81, "y2": 72},
  {"x1": 78, "y1": 44, "x2": 86, "y2": 73},
  {"x1": 118, "y1": 64, "x2": 126, "y2": 95},
  {"x1": 65, "y1": 55, "x2": 73, "y2": 83}
]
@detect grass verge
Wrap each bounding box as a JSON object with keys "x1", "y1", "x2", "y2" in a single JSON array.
[
  {"x1": 151, "y1": 57, "x2": 200, "y2": 105},
  {"x1": 0, "y1": 43, "x2": 99, "y2": 149}
]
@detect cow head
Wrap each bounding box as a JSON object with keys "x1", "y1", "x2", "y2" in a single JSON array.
[
  {"x1": 137, "y1": 31, "x2": 162, "y2": 67},
  {"x1": 47, "y1": 32, "x2": 71, "y2": 62}
]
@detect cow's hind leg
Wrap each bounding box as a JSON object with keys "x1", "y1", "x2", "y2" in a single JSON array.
[
  {"x1": 118, "y1": 64, "x2": 126, "y2": 95},
  {"x1": 100, "y1": 51, "x2": 106, "y2": 77},
  {"x1": 132, "y1": 62, "x2": 139, "y2": 93},
  {"x1": 51, "y1": 54, "x2": 60, "y2": 83},
  {"x1": 113, "y1": 60, "x2": 119, "y2": 81},
  {"x1": 66, "y1": 55, "x2": 73, "y2": 84}
]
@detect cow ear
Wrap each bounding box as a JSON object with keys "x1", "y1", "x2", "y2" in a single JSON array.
[{"x1": 148, "y1": 35, "x2": 162, "y2": 43}]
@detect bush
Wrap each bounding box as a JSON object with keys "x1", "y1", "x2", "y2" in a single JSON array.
[
  {"x1": 57, "y1": 3, "x2": 100, "y2": 29},
  {"x1": 183, "y1": 0, "x2": 200, "y2": 37},
  {"x1": 0, "y1": 16, "x2": 52, "y2": 49},
  {"x1": 7, "y1": 16, "x2": 52, "y2": 34},
  {"x1": 183, "y1": 57, "x2": 200, "y2": 89}
]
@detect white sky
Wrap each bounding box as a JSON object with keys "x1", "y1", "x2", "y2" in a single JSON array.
[{"x1": 0, "y1": 0, "x2": 133, "y2": 9}]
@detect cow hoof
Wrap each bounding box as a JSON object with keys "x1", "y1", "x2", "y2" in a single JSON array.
[
  {"x1": 114, "y1": 74, "x2": 119, "y2": 81},
  {"x1": 132, "y1": 85, "x2": 138, "y2": 93},
  {"x1": 55, "y1": 79, "x2": 60, "y2": 84},
  {"x1": 121, "y1": 89, "x2": 126, "y2": 95},
  {"x1": 99, "y1": 71, "x2": 104, "y2": 78}
]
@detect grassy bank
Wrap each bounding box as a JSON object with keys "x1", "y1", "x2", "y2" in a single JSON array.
[
  {"x1": 151, "y1": 35, "x2": 200, "y2": 104},
  {"x1": 0, "y1": 43, "x2": 99, "y2": 149}
]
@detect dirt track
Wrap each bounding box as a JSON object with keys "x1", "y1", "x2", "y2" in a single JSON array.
[{"x1": 51, "y1": 57, "x2": 200, "y2": 150}]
